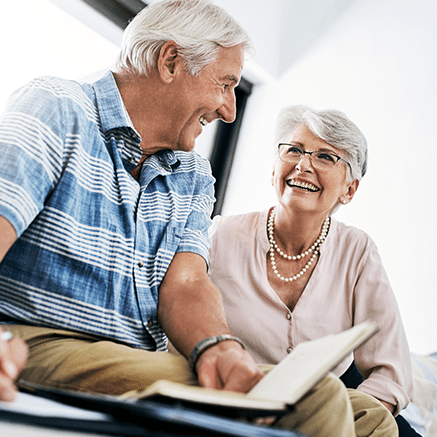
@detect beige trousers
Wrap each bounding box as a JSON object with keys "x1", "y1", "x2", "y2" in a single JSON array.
[{"x1": 4, "y1": 325, "x2": 397, "y2": 437}]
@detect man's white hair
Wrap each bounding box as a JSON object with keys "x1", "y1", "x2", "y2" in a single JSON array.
[{"x1": 115, "y1": 0, "x2": 254, "y2": 76}]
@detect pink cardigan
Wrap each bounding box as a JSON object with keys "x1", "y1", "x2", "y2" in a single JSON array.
[{"x1": 208, "y1": 209, "x2": 413, "y2": 414}]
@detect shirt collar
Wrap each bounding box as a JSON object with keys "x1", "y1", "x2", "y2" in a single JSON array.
[
  {"x1": 91, "y1": 70, "x2": 180, "y2": 173},
  {"x1": 92, "y1": 71, "x2": 137, "y2": 134}
]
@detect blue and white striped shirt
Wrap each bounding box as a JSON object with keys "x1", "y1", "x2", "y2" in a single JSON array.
[{"x1": 0, "y1": 71, "x2": 215, "y2": 350}]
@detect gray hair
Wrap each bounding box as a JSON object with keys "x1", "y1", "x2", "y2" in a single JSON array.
[
  {"x1": 115, "y1": 0, "x2": 254, "y2": 77},
  {"x1": 275, "y1": 105, "x2": 368, "y2": 181}
]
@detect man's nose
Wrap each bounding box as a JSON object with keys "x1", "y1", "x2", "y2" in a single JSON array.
[{"x1": 218, "y1": 92, "x2": 237, "y2": 123}]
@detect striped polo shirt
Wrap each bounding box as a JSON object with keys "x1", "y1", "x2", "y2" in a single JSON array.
[{"x1": 0, "y1": 71, "x2": 215, "y2": 350}]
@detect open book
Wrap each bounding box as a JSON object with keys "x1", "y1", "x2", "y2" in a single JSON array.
[
  {"x1": 18, "y1": 321, "x2": 378, "y2": 436},
  {"x1": 121, "y1": 321, "x2": 378, "y2": 415}
]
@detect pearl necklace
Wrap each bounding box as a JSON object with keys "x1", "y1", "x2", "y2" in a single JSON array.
[{"x1": 267, "y1": 208, "x2": 330, "y2": 282}]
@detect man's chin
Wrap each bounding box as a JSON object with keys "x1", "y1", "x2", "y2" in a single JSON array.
[
  {"x1": 177, "y1": 128, "x2": 201, "y2": 152},
  {"x1": 177, "y1": 139, "x2": 197, "y2": 153}
]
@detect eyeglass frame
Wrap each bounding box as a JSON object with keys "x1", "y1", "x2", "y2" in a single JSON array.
[{"x1": 277, "y1": 143, "x2": 352, "y2": 171}]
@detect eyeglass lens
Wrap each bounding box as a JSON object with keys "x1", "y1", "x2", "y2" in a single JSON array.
[{"x1": 279, "y1": 144, "x2": 339, "y2": 170}]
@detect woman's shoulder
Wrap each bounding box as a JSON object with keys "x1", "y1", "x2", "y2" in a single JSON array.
[
  {"x1": 329, "y1": 218, "x2": 376, "y2": 252},
  {"x1": 210, "y1": 210, "x2": 268, "y2": 239},
  {"x1": 214, "y1": 209, "x2": 266, "y2": 225}
]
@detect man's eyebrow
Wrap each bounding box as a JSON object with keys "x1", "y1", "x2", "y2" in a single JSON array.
[{"x1": 222, "y1": 74, "x2": 240, "y2": 84}]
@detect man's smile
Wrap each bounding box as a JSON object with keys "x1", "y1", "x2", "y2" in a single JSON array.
[{"x1": 199, "y1": 115, "x2": 209, "y2": 126}]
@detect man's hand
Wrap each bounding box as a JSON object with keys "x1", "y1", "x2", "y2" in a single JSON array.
[
  {"x1": 0, "y1": 329, "x2": 28, "y2": 401},
  {"x1": 195, "y1": 340, "x2": 264, "y2": 393}
]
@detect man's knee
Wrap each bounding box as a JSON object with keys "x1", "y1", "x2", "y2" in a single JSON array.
[
  {"x1": 6, "y1": 325, "x2": 197, "y2": 395},
  {"x1": 314, "y1": 372, "x2": 351, "y2": 405}
]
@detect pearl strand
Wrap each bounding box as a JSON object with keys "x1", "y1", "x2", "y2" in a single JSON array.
[{"x1": 268, "y1": 208, "x2": 330, "y2": 282}]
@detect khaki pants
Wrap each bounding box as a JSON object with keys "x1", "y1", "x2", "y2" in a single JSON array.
[{"x1": 4, "y1": 325, "x2": 397, "y2": 437}]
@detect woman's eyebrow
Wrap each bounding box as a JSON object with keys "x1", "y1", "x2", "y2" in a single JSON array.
[{"x1": 288, "y1": 142, "x2": 339, "y2": 154}]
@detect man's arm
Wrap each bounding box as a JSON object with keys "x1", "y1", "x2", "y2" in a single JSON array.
[
  {"x1": 0, "y1": 216, "x2": 16, "y2": 264},
  {"x1": 0, "y1": 216, "x2": 29, "y2": 401},
  {"x1": 158, "y1": 252, "x2": 263, "y2": 393}
]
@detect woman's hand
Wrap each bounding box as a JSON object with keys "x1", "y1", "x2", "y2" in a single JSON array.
[
  {"x1": 378, "y1": 398, "x2": 396, "y2": 415},
  {"x1": 0, "y1": 328, "x2": 28, "y2": 401}
]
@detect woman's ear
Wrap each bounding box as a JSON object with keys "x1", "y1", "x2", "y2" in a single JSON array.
[
  {"x1": 157, "y1": 41, "x2": 181, "y2": 83},
  {"x1": 339, "y1": 179, "x2": 359, "y2": 205},
  {"x1": 271, "y1": 167, "x2": 276, "y2": 187}
]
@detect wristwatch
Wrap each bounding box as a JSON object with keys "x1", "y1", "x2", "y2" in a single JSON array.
[{"x1": 188, "y1": 334, "x2": 245, "y2": 374}]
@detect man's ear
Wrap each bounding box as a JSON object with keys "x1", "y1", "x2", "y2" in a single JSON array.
[{"x1": 157, "y1": 41, "x2": 182, "y2": 83}]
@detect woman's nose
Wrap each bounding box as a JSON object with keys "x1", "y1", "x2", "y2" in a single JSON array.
[{"x1": 295, "y1": 153, "x2": 314, "y2": 172}]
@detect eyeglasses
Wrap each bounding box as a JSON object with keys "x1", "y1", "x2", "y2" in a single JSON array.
[{"x1": 278, "y1": 143, "x2": 351, "y2": 172}]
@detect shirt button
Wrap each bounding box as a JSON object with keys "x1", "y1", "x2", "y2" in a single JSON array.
[
  {"x1": 148, "y1": 319, "x2": 153, "y2": 328},
  {"x1": 129, "y1": 157, "x2": 136, "y2": 164},
  {"x1": 286, "y1": 312, "x2": 292, "y2": 320},
  {"x1": 286, "y1": 347, "x2": 293, "y2": 354},
  {"x1": 138, "y1": 260, "x2": 144, "y2": 268}
]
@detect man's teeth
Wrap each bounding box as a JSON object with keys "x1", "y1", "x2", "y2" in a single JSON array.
[
  {"x1": 199, "y1": 116, "x2": 208, "y2": 126},
  {"x1": 288, "y1": 179, "x2": 319, "y2": 192}
]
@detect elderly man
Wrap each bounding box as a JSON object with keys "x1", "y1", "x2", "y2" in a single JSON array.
[{"x1": 0, "y1": 0, "x2": 396, "y2": 435}]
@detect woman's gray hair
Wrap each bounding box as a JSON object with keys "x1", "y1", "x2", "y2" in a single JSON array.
[
  {"x1": 115, "y1": 0, "x2": 254, "y2": 77},
  {"x1": 275, "y1": 105, "x2": 368, "y2": 181}
]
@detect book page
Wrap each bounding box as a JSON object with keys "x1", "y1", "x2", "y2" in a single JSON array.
[
  {"x1": 248, "y1": 321, "x2": 378, "y2": 405},
  {"x1": 132, "y1": 380, "x2": 287, "y2": 412},
  {"x1": 131, "y1": 321, "x2": 377, "y2": 410},
  {"x1": 0, "y1": 392, "x2": 109, "y2": 420}
]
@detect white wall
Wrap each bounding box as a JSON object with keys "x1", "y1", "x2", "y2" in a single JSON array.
[
  {"x1": 0, "y1": 0, "x2": 120, "y2": 112},
  {"x1": 222, "y1": 0, "x2": 437, "y2": 354}
]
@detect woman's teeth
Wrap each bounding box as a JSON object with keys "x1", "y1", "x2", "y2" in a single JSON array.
[{"x1": 288, "y1": 179, "x2": 319, "y2": 192}]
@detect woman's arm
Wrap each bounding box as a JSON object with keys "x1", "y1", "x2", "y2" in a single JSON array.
[{"x1": 352, "y1": 238, "x2": 413, "y2": 415}]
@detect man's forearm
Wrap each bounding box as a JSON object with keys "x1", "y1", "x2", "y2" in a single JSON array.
[
  {"x1": 157, "y1": 252, "x2": 263, "y2": 392},
  {"x1": 158, "y1": 252, "x2": 231, "y2": 357},
  {"x1": 0, "y1": 216, "x2": 17, "y2": 264}
]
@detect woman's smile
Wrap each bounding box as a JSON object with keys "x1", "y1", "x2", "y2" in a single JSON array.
[{"x1": 286, "y1": 178, "x2": 320, "y2": 192}]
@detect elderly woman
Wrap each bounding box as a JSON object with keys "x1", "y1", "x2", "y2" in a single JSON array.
[{"x1": 208, "y1": 105, "x2": 418, "y2": 436}]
